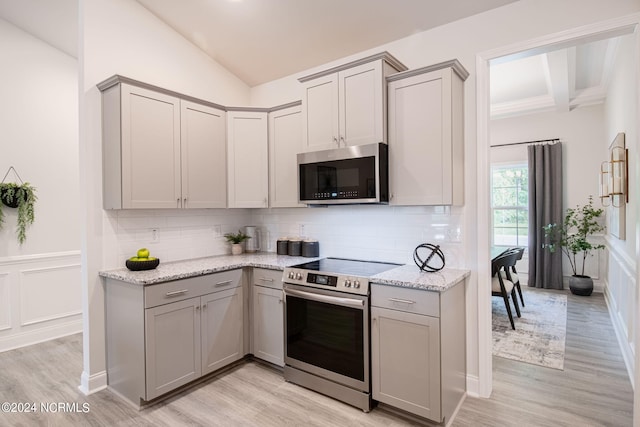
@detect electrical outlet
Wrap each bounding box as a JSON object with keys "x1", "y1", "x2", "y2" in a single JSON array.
[
  {"x1": 299, "y1": 223, "x2": 306, "y2": 238},
  {"x1": 213, "y1": 225, "x2": 222, "y2": 237},
  {"x1": 151, "y1": 228, "x2": 159, "y2": 242}
]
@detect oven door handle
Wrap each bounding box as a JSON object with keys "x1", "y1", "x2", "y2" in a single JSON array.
[{"x1": 284, "y1": 287, "x2": 365, "y2": 309}]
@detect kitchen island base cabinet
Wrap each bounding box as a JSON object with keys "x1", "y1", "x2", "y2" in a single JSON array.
[
  {"x1": 106, "y1": 269, "x2": 244, "y2": 406},
  {"x1": 371, "y1": 280, "x2": 466, "y2": 424},
  {"x1": 251, "y1": 268, "x2": 284, "y2": 367}
]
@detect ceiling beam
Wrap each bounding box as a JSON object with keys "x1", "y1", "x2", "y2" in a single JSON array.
[{"x1": 543, "y1": 49, "x2": 571, "y2": 112}]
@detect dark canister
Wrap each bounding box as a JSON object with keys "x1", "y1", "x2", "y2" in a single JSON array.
[
  {"x1": 276, "y1": 237, "x2": 289, "y2": 255},
  {"x1": 302, "y1": 239, "x2": 319, "y2": 257},
  {"x1": 288, "y1": 238, "x2": 302, "y2": 256}
]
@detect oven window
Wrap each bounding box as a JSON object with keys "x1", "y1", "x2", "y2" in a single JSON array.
[{"x1": 286, "y1": 295, "x2": 364, "y2": 381}]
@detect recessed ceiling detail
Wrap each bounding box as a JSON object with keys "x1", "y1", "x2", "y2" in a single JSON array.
[{"x1": 490, "y1": 37, "x2": 621, "y2": 119}]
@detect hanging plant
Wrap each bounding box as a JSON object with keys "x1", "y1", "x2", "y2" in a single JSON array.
[{"x1": 0, "y1": 182, "x2": 37, "y2": 244}]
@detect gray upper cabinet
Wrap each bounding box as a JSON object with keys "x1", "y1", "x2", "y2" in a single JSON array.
[
  {"x1": 387, "y1": 60, "x2": 468, "y2": 206},
  {"x1": 268, "y1": 103, "x2": 304, "y2": 208},
  {"x1": 99, "y1": 76, "x2": 227, "y2": 209},
  {"x1": 299, "y1": 52, "x2": 407, "y2": 152}
]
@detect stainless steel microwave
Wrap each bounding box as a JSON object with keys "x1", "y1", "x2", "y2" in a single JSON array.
[{"x1": 297, "y1": 142, "x2": 388, "y2": 205}]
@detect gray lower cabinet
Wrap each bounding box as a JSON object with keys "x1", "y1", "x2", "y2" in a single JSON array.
[
  {"x1": 371, "y1": 280, "x2": 466, "y2": 423},
  {"x1": 251, "y1": 268, "x2": 284, "y2": 366},
  {"x1": 106, "y1": 269, "x2": 244, "y2": 406}
]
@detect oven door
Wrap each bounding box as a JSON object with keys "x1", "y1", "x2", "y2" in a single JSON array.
[{"x1": 283, "y1": 283, "x2": 369, "y2": 392}]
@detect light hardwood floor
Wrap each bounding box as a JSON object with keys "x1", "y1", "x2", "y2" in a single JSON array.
[{"x1": 0, "y1": 289, "x2": 632, "y2": 426}]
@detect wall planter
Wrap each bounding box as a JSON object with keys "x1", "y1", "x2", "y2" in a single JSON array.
[{"x1": 0, "y1": 167, "x2": 37, "y2": 244}]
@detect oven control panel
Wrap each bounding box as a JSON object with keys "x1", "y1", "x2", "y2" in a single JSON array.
[{"x1": 283, "y1": 268, "x2": 369, "y2": 295}]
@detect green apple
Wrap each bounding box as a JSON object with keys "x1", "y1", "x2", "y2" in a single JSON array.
[
  {"x1": 137, "y1": 248, "x2": 150, "y2": 259},
  {"x1": 129, "y1": 256, "x2": 140, "y2": 262}
]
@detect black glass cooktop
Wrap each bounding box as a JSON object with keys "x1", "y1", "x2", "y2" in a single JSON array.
[{"x1": 292, "y1": 257, "x2": 400, "y2": 278}]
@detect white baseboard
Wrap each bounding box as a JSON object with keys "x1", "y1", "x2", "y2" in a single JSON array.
[
  {"x1": 466, "y1": 374, "x2": 480, "y2": 397},
  {"x1": 79, "y1": 369, "x2": 108, "y2": 395},
  {"x1": 0, "y1": 317, "x2": 82, "y2": 353}
]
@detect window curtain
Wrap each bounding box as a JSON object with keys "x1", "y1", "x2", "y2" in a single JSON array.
[{"x1": 528, "y1": 142, "x2": 563, "y2": 289}]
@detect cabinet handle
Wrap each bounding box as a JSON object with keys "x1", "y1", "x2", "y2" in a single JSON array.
[
  {"x1": 184, "y1": 197, "x2": 187, "y2": 207},
  {"x1": 333, "y1": 137, "x2": 338, "y2": 145},
  {"x1": 259, "y1": 277, "x2": 274, "y2": 282},
  {"x1": 340, "y1": 136, "x2": 345, "y2": 146},
  {"x1": 196, "y1": 305, "x2": 200, "y2": 311},
  {"x1": 279, "y1": 299, "x2": 283, "y2": 304},
  {"x1": 215, "y1": 280, "x2": 233, "y2": 287},
  {"x1": 165, "y1": 289, "x2": 188, "y2": 297},
  {"x1": 177, "y1": 198, "x2": 181, "y2": 208},
  {"x1": 388, "y1": 297, "x2": 416, "y2": 305},
  {"x1": 202, "y1": 303, "x2": 207, "y2": 309}
]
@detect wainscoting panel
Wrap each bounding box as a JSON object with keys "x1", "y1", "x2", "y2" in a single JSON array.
[
  {"x1": 604, "y1": 243, "x2": 636, "y2": 387},
  {"x1": 20, "y1": 264, "x2": 81, "y2": 326},
  {"x1": 0, "y1": 272, "x2": 10, "y2": 331},
  {"x1": 0, "y1": 251, "x2": 82, "y2": 352}
]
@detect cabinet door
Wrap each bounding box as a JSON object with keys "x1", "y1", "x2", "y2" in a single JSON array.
[
  {"x1": 388, "y1": 69, "x2": 454, "y2": 206},
  {"x1": 252, "y1": 285, "x2": 284, "y2": 366},
  {"x1": 145, "y1": 297, "x2": 201, "y2": 400},
  {"x1": 121, "y1": 84, "x2": 181, "y2": 208},
  {"x1": 371, "y1": 306, "x2": 441, "y2": 421},
  {"x1": 201, "y1": 286, "x2": 244, "y2": 375},
  {"x1": 301, "y1": 74, "x2": 339, "y2": 151},
  {"x1": 269, "y1": 105, "x2": 305, "y2": 208},
  {"x1": 181, "y1": 101, "x2": 227, "y2": 208},
  {"x1": 338, "y1": 61, "x2": 384, "y2": 147},
  {"x1": 227, "y1": 111, "x2": 268, "y2": 207}
]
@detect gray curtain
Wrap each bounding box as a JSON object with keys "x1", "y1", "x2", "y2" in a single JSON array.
[{"x1": 528, "y1": 142, "x2": 563, "y2": 289}]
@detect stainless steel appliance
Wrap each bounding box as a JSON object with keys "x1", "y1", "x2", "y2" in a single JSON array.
[
  {"x1": 244, "y1": 226, "x2": 260, "y2": 252},
  {"x1": 297, "y1": 143, "x2": 388, "y2": 205},
  {"x1": 282, "y1": 257, "x2": 400, "y2": 412}
]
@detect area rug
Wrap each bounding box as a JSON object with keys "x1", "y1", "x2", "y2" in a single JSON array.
[{"x1": 492, "y1": 287, "x2": 567, "y2": 370}]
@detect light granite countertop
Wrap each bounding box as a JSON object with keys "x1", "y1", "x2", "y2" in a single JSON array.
[
  {"x1": 98, "y1": 253, "x2": 319, "y2": 286},
  {"x1": 371, "y1": 264, "x2": 470, "y2": 292},
  {"x1": 99, "y1": 253, "x2": 470, "y2": 292}
]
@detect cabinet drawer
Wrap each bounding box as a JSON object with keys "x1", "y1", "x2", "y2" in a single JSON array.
[
  {"x1": 145, "y1": 269, "x2": 242, "y2": 308},
  {"x1": 371, "y1": 284, "x2": 439, "y2": 317},
  {"x1": 252, "y1": 268, "x2": 283, "y2": 290}
]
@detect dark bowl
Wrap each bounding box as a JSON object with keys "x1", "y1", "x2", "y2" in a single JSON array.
[{"x1": 125, "y1": 258, "x2": 160, "y2": 271}]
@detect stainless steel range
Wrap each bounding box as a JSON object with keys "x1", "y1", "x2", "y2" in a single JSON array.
[{"x1": 282, "y1": 257, "x2": 400, "y2": 412}]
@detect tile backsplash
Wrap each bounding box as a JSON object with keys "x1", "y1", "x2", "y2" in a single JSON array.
[{"x1": 103, "y1": 205, "x2": 465, "y2": 269}]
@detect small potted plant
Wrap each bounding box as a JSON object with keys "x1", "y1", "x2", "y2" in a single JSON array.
[
  {"x1": 224, "y1": 229, "x2": 251, "y2": 255},
  {"x1": 543, "y1": 196, "x2": 605, "y2": 295},
  {"x1": 0, "y1": 182, "x2": 37, "y2": 244}
]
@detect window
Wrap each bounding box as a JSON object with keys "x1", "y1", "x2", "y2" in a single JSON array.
[{"x1": 491, "y1": 164, "x2": 528, "y2": 247}]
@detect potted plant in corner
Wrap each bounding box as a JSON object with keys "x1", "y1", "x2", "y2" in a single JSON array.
[
  {"x1": 543, "y1": 196, "x2": 605, "y2": 296},
  {"x1": 224, "y1": 229, "x2": 251, "y2": 255},
  {"x1": 0, "y1": 182, "x2": 37, "y2": 244}
]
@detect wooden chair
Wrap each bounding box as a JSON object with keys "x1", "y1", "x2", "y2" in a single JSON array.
[
  {"x1": 500, "y1": 247, "x2": 525, "y2": 307},
  {"x1": 492, "y1": 251, "x2": 521, "y2": 329}
]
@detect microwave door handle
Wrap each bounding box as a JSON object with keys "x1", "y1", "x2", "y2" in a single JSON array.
[{"x1": 284, "y1": 288, "x2": 364, "y2": 309}]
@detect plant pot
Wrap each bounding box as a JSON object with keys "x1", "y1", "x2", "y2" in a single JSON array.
[
  {"x1": 569, "y1": 275, "x2": 593, "y2": 296},
  {"x1": 231, "y1": 243, "x2": 243, "y2": 255},
  {"x1": 0, "y1": 188, "x2": 25, "y2": 208}
]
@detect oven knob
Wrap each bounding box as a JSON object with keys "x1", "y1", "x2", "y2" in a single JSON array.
[
  {"x1": 353, "y1": 280, "x2": 360, "y2": 289},
  {"x1": 345, "y1": 280, "x2": 351, "y2": 287},
  {"x1": 295, "y1": 272, "x2": 303, "y2": 280},
  {"x1": 288, "y1": 271, "x2": 295, "y2": 279}
]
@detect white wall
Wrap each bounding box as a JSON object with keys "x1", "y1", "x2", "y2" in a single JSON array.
[
  {"x1": 249, "y1": 0, "x2": 640, "y2": 395},
  {"x1": 603, "y1": 33, "x2": 638, "y2": 388},
  {"x1": 79, "y1": 0, "x2": 252, "y2": 394},
  {"x1": 0, "y1": 18, "x2": 81, "y2": 352}
]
